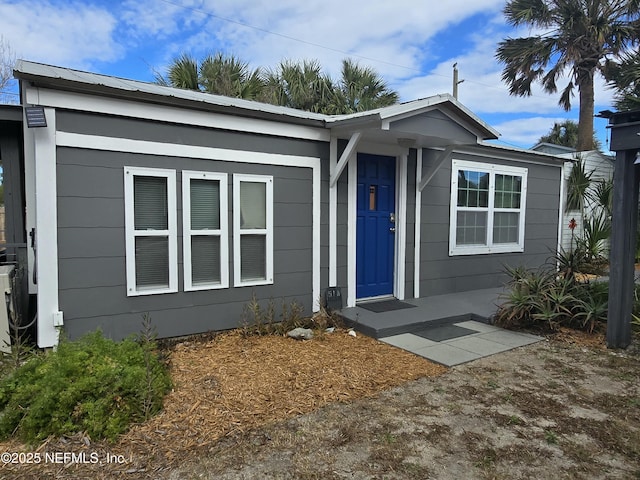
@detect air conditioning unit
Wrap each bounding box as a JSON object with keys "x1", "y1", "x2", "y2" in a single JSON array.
[{"x1": 0, "y1": 265, "x2": 14, "y2": 353}]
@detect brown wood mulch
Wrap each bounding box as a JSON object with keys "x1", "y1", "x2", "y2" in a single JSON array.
[{"x1": 0, "y1": 329, "x2": 445, "y2": 479}]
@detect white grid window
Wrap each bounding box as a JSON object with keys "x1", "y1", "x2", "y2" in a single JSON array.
[
  {"x1": 449, "y1": 160, "x2": 527, "y2": 256},
  {"x1": 233, "y1": 174, "x2": 273, "y2": 286},
  {"x1": 124, "y1": 167, "x2": 177, "y2": 295},
  {"x1": 182, "y1": 171, "x2": 229, "y2": 291}
]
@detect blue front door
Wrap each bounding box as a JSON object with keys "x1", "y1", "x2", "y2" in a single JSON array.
[{"x1": 356, "y1": 154, "x2": 395, "y2": 298}]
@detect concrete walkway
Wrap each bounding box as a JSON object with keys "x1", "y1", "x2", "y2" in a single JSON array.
[
  {"x1": 339, "y1": 287, "x2": 543, "y2": 366},
  {"x1": 379, "y1": 320, "x2": 542, "y2": 367}
]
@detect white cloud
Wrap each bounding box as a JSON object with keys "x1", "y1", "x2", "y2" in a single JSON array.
[
  {"x1": 2, "y1": 0, "x2": 620, "y2": 150},
  {"x1": 490, "y1": 116, "x2": 573, "y2": 148},
  {"x1": 0, "y1": 0, "x2": 121, "y2": 69}
]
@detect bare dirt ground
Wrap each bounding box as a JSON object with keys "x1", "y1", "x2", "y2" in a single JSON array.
[{"x1": 1, "y1": 328, "x2": 639, "y2": 480}]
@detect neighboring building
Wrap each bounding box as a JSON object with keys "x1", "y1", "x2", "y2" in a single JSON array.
[
  {"x1": 0, "y1": 105, "x2": 30, "y2": 335},
  {"x1": 530, "y1": 142, "x2": 576, "y2": 156},
  {"x1": 14, "y1": 60, "x2": 565, "y2": 348},
  {"x1": 532, "y1": 143, "x2": 614, "y2": 253}
]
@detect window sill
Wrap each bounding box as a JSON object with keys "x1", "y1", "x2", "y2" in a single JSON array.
[
  {"x1": 185, "y1": 283, "x2": 229, "y2": 292},
  {"x1": 449, "y1": 244, "x2": 524, "y2": 256},
  {"x1": 127, "y1": 286, "x2": 178, "y2": 297},
  {"x1": 234, "y1": 278, "x2": 274, "y2": 287}
]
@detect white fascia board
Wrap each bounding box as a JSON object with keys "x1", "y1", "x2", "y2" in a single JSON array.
[
  {"x1": 27, "y1": 88, "x2": 330, "y2": 143},
  {"x1": 57, "y1": 132, "x2": 322, "y2": 311},
  {"x1": 34, "y1": 108, "x2": 62, "y2": 348}
]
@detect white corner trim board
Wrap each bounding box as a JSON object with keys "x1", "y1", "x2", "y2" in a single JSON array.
[
  {"x1": 395, "y1": 151, "x2": 408, "y2": 301},
  {"x1": 33, "y1": 108, "x2": 62, "y2": 348},
  {"x1": 56, "y1": 132, "x2": 322, "y2": 311},
  {"x1": 414, "y1": 148, "x2": 422, "y2": 298}
]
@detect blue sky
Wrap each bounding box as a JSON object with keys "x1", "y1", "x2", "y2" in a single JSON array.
[{"x1": 1, "y1": 0, "x2": 618, "y2": 151}]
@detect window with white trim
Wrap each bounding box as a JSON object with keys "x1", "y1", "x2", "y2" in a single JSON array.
[
  {"x1": 449, "y1": 160, "x2": 527, "y2": 255},
  {"x1": 233, "y1": 174, "x2": 273, "y2": 286},
  {"x1": 183, "y1": 171, "x2": 229, "y2": 291},
  {"x1": 124, "y1": 167, "x2": 177, "y2": 295}
]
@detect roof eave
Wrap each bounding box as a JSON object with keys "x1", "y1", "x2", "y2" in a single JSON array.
[{"x1": 14, "y1": 60, "x2": 328, "y2": 128}]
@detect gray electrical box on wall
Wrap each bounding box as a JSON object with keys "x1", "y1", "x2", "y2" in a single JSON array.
[{"x1": 324, "y1": 287, "x2": 342, "y2": 311}]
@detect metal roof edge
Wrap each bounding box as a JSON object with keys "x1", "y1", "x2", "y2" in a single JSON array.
[
  {"x1": 465, "y1": 141, "x2": 566, "y2": 165},
  {"x1": 14, "y1": 59, "x2": 328, "y2": 126}
]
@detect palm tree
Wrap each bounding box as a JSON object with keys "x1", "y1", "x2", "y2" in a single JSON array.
[
  {"x1": 604, "y1": 49, "x2": 640, "y2": 111},
  {"x1": 158, "y1": 53, "x2": 264, "y2": 100},
  {"x1": 537, "y1": 119, "x2": 601, "y2": 149},
  {"x1": 335, "y1": 59, "x2": 399, "y2": 114},
  {"x1": 199, "y1": 53, "x2": 264, "y2": 100},
  {"x1": 496, "y1": 0, "x2": 640, "y2": 151},
  {"x1": 158, "y1": 54, "x2": 400, "y2": 115},
  {"x1": 157, "y1": 53, "x2": 199, "y2": 91},
  {"x1": 260, "y1": 59, "x2": 335, "y2": 113}
]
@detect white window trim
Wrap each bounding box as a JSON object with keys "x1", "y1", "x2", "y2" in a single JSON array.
[
  {"x1": 124, "y1": 166, "x2": 178, "y2": 295},
  {"x1": 233, "y1": 174, "x2": 274, "y2": 287},
  {"x1": 449, "y1": 159, "x2": 528, "y2": 256},
  {"x1": 182, "y1": 171, "x2": 229, "y2": 291}
]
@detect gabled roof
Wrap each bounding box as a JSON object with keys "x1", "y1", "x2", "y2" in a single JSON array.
[{"x1": 327, "y1": 95, "x2": 499, "y2": 140}]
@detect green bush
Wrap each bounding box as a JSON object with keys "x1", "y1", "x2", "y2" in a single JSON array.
[{"x1": 0, "y1": 330, "x2": 171, "y2": 444}]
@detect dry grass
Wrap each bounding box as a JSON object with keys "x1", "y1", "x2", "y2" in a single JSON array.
[{"x1": 0, "y1": 329, "x2": 445, "y2": 479}]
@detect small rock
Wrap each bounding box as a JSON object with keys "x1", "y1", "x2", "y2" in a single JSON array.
[
  {"x1": 348, "y1": 330, "x2": 357, "y2": 337},
  {"x1": 325, "y1": 327, "x2": 336, "y2": 333},
  {"x1": 287, "y1": 327, "x2": 314, "y2": 340}
]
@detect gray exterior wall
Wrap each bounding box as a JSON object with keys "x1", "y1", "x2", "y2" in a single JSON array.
[
  {"x1": 55, "y1": 110, "x2": 329, "y2": 341},
  {"x1": 417, "y1": 148, "x2": 561, "y2": 297}
]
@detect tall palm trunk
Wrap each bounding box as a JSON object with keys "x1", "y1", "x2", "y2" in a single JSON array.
[{"x1": 577, "y1": 70, "x2": 595, "y2": 151}]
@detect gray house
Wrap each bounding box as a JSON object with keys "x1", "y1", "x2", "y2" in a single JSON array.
[{"x1": 13, "y1": 60, "x2": 564, "y2": 348}]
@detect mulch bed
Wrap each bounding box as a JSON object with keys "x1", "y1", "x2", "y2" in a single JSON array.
[{"x1": 0, "y1": 329, "x2": 445, "y2": 479}]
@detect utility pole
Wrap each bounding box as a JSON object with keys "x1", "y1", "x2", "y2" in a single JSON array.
[{"x1": 453, "y1": 63, "x2": 464, "y2": 100}]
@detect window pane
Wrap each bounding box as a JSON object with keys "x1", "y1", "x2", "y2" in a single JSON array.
[
  {"x1": 240, "y1": 234, "x2": 266, "y2": 281},
  {"x1": 458, "y1": 170, "x2": 489, "y2": 207},
  {"x1": 495, "y1": 174, "x2": 521, "y2": 208},
  {"x1": 191, "y1": 235, "x2": 221, "y2": 285},
  {"x1": 456, "y1": 211, "x2": 487, "y2": 245},
  {"x1": 191, "y1": 179, "x2": 220, "y2": 230},
  {"x1": 240, "y1": 182, "x2": 266, "y2": 229},
  {"x1": 135, "y1": 236, "x2": 169, "y2": 288},
  {"x1": 134, "y1": 176, "x2": 168, "y2": 230},
  {"x1": 493, "y1": 212, "x2": 519, "y2": 243}
]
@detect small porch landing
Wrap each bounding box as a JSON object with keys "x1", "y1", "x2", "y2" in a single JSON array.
[
  {"x1": 338, "y1": 287, "x2": 543, "y2": 367},
  {"x1": 339, "y1": 287, "x2": 504, "y2": 339}
]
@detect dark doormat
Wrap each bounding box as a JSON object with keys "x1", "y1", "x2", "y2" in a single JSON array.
[
  {"x1": 413, "y1": 324, "x2": 477, "y2": 342},
  {"x1": 358, "y1": 300, "x2": 417, "y2": 313}
]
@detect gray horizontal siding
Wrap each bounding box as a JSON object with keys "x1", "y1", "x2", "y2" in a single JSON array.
[
  {"x1": 55, "y1": 114, "x2": 327, "y2": 340},
  {"x1": 417, "y1": 153, "x2": 561, "y2": 297},
  {"x1": 56, "y1": 110, "x2": 328, "y2": 159}
]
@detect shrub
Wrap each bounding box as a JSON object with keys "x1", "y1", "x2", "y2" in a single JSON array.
[
  {"x1": 494, "y1": 263, "x2": 608, "y2": 333},
  {"x1": 0, "y1": 330, "x2": 171, "y2": 444},
  {"x1": 240, "y1": 294, "x2": 342, "y2": 336}
]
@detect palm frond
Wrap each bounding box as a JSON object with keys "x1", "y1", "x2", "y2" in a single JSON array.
[
  {"x1": 167, "y1": 53, "x2": 200, "y2": 91},
  {"x1": 566, "y1": 158, "x2": 593, "y2": 212}
]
